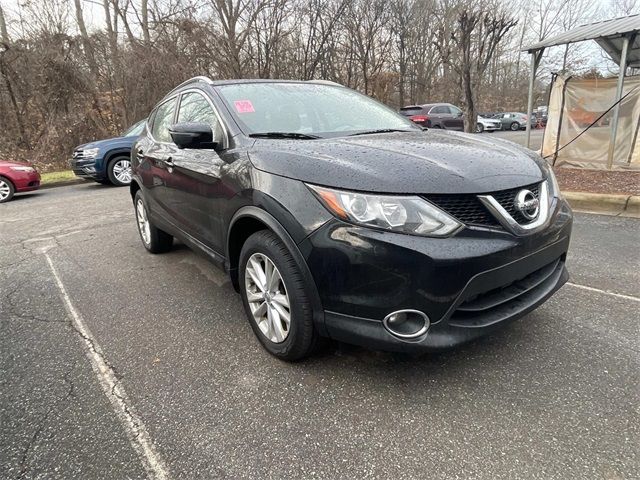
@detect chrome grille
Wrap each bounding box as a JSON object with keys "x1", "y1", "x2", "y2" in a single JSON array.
[{"x1": 424, "y1": 182, "x2": 542, "y2": 228}]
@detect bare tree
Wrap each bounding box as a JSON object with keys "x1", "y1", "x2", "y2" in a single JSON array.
[{"x1": 437, "y1": 1, "x2": 517, "y2": 132}]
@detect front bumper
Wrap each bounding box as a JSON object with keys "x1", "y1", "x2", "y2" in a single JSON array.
[
  {"x1": 11, "y1": 170, "x2": 41, "y2": 192},
  {"x1": 483, "y1": 123, "x2": 501, "y2": 131},
  {"x1": 70, "y1": 156, "x2": 106, "y2": 180},
  {"x1": 300, "y1": 199, "x2": 573, "y2": 351}
]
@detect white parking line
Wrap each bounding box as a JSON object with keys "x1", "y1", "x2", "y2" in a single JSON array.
[
  {"x1": 567, "y1": 282, "x2": 640, "y2": 303},
  {"x1": 45, "y1": 254, "x2": 170, "y2": 480}
]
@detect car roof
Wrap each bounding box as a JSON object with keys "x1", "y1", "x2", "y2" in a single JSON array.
[{"x1": 166, "y1": 76, "x2": 344, "y2": 97}]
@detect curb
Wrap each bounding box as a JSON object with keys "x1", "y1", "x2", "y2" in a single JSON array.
[
  {"x1": 563, "y1": 191, "x2": 640, "y2": 218},
  {"x1": 39, "y1": 178, "x2": 88, "y2": 190}
]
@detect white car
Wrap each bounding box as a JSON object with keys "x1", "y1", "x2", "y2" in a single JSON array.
[{"x1": 476, "y1": 116, "x2": 502, "y2": 133}]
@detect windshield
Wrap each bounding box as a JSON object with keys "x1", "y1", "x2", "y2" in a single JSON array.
[
  {"x1": 122, "y1": 120, "x2": 145, "y2": 137},
  {"x1": 216, "y1": 82, "x2": 418, "y2": 138}
]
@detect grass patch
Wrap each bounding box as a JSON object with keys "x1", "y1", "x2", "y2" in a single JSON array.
[{"x1": 40, "y1": 170, "x2": 78, "y2": 184}]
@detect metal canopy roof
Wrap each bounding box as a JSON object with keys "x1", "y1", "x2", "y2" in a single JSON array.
[{"x1": 524, "y1": 15, "x2": 640, "y2": 67}]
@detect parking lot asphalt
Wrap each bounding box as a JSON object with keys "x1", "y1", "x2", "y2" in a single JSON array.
[
  {"x1": 1, "y1": 183, "x2": 638, "y2": 479},
  {"x1": 492, "y1": 128, "x2": 545, "y2": 151}
]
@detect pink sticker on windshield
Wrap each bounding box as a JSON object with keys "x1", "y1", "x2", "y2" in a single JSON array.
[{"x1": 234, "y1": 100, "x2": 255, "y2": 113}]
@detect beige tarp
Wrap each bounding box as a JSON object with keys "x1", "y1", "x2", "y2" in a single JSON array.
[{"x1": 542, "y1": 75, "x2": 640, "y2": 170}]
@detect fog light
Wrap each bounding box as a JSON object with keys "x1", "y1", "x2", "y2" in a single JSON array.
[
  {"x1": 83, "y1": 166, "x2": 96, "y2": 173},
  {"x1": 383, "y1": 309, "x2": 430, "y2": 339}
]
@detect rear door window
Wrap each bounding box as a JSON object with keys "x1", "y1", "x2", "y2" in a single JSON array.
[{"x1": 431, "y1": 106, "x2": 450, "y2": 114}]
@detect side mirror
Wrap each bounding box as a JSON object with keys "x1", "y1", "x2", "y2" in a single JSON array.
[{"x1": 169, "y1": 122, "x2": 217, "y2": 149}]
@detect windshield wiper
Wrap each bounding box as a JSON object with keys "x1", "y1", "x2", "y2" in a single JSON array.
[
  {"x1": 249, "y1": 132, "x2": 320, "y2": 140},
  {"x1": 348, "y1": 128, "x2": 414, "y2": 136}
]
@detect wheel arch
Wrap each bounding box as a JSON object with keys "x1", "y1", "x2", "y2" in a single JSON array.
[
  {"x1": 130, "y1": 177, "x2": 141, "y2": 200},
  {"x1": 227, "y1": 206, "x2": 326, "y2": 335}
]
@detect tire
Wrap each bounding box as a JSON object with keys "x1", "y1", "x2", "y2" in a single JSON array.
[
  {"x1": 239, "y1": 230, "x2": 317, "y2": 361},
  {"x1": 476, "y1": 123, "x2": 484, "y2": 133},
  {"x1": 134, "y1": 190, "x2": 173, "y2": 253},
  {"x1": 510, "y1": 122, "x2": 520, "y2": 131},
  {"x1": 107, "y1": 156, "x2": 132, "y2": 186},
  {"x1": 0, "y1": 176, "x2": 15, "y2": 203}
]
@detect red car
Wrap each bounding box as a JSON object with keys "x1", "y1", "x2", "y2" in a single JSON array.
[{"x1": 0, "y1": 160, "x2": 41, "y2": 203}]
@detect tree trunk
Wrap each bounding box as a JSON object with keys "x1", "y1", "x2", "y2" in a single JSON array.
[
  {"x1": 0, "y1": 3, "x2": 9, "y2": 45},
  {"x1": 462, "y1": 69, "x2": 476, "y2": 133},
  {"x1": 73, "y1": 0, "x2": 99, "y2": 77},
  {"x1": 141, "y1": 0, "x2": 150, "y2": 44},
  {"x1": 103, "y1": 0, "x2": 117, "y2": 54}
]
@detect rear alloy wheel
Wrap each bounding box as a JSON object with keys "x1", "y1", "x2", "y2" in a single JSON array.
[
  {"x1": 0, "y1": 177, "x2": 15, "y2": 203},
  {"x1": 476, "y1": 123, "x2": 484, "y2": 133},
  {"x1": 134, "y1": 191, "x2": 173, "y2": 253},
  {"x1": 239, "y1": 230, "x2": 317, "y2": 360},
  {"x1": 108, "y1": 157, "x2": 132, "y2": 186},
  {"x1": 510, "y1": 122, "x2": 520, "y2": 131}
]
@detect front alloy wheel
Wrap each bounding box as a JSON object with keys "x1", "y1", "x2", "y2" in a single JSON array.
[
  {"x1": 244, "y1": 253, "x2": 291, "y2": 343},
  {"x1": 239, "y1": 230, "x2": 317, "y2": 360},
  {"x1": 109, "y1": 158, "x2": 132, "y2": 186}
]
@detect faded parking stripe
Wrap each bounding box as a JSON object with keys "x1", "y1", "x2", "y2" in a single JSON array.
[
  {"x1": 45, "y1": 254, "x2": 170, "y2": 480},
  {"x1": 567, "y1": 282, "x2": 640, "y2": 302}
]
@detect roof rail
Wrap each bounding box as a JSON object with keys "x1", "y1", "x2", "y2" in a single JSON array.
[
  {"x1": 307, "y1": 79, "x2": 344, "y2": 87},
  {"x1": 167, "y1": 76, "x2": 215, "y2": 96}
]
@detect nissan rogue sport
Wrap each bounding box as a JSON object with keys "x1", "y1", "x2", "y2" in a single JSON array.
[{"x1": 130, "y1": 77, "x2": 572, "y2": 360}]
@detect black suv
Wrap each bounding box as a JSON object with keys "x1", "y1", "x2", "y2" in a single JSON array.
[{"x1": 131, "y1": 77, "x2": 572, "y2": 360}]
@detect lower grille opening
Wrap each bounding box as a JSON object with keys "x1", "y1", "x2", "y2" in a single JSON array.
[{"x1": 449, "y1": 257, "x2": 564, "y2": 328}]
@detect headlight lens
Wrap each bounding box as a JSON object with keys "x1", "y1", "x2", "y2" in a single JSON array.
[
  {"x1": 82, "y1": 147, "x2": 100, "y2": 158},
  {"x1": 9, "y1": 166, "x2": 35, "y2": 172},
  {"x1": 308, "y1": 184, "x2": 462, "y2": 237},
  {"x1": 543, "y1": 164, "x2": 562, "y2": 205}
]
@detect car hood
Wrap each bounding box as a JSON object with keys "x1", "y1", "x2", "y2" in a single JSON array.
[
  {"x1": 0, "y1": 160, "x2": 34, "y2": 169},
  {"x1": 75, "y1": 135, "x2": 136, "y2": 150},
  {"x1": 248, "y1": 130, "x2": 546, "y2": 194}
]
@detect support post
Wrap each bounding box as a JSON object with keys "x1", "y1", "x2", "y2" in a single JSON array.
[
  {"x1": 526, "y1": 49, "x2": 543, "y2": 149},
  {"x1": 607, "y1": 34, "x2": 632, "y2": 169}
]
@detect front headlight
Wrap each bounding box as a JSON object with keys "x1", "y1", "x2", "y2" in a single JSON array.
[
  {"x1": 9, "y1": 166, "x2": 35, "y2": 172},
  {"x1": 82, "y1": 147, "x2": 100, "y2": 158},
  {"x1": 308, "y1": 184, "x2": 462, "y2": 237},
  {"x1": 543, "y1": 164, "x2": 562, "y2": 204}
]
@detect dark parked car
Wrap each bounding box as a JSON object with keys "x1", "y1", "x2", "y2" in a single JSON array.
[
  {"x1": 399, "y1": 103, "x2": 464, "y2": 130},
  {"x1": 71, "y1": 120, "x2": 145, "y2": 186},
  {"x1": 131, "y1": 77, "x2": 572, "y2": 360},
  {"x1": 0, "y1": 160, "x2": 40, "y2": 203}
]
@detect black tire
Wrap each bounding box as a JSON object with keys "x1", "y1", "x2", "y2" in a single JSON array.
[
  {"x1": 510, "y1": 122, "x2": 520, "y2": 131},
  {"x1": 476, "y1": 123, "x2": 484, "y2": 133},
  {"x1": 0, "y1": 176, "x2": 15, "y2": 203},
  {"x1": 107, "y1": 155, "x2": 132, "y2": 186},
  {"x1": 239, "y1": 230, "x2": 317, "y2": 361},
  {"x1": 134, "y1": 190, "x2": 173, "y2": 253}
]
